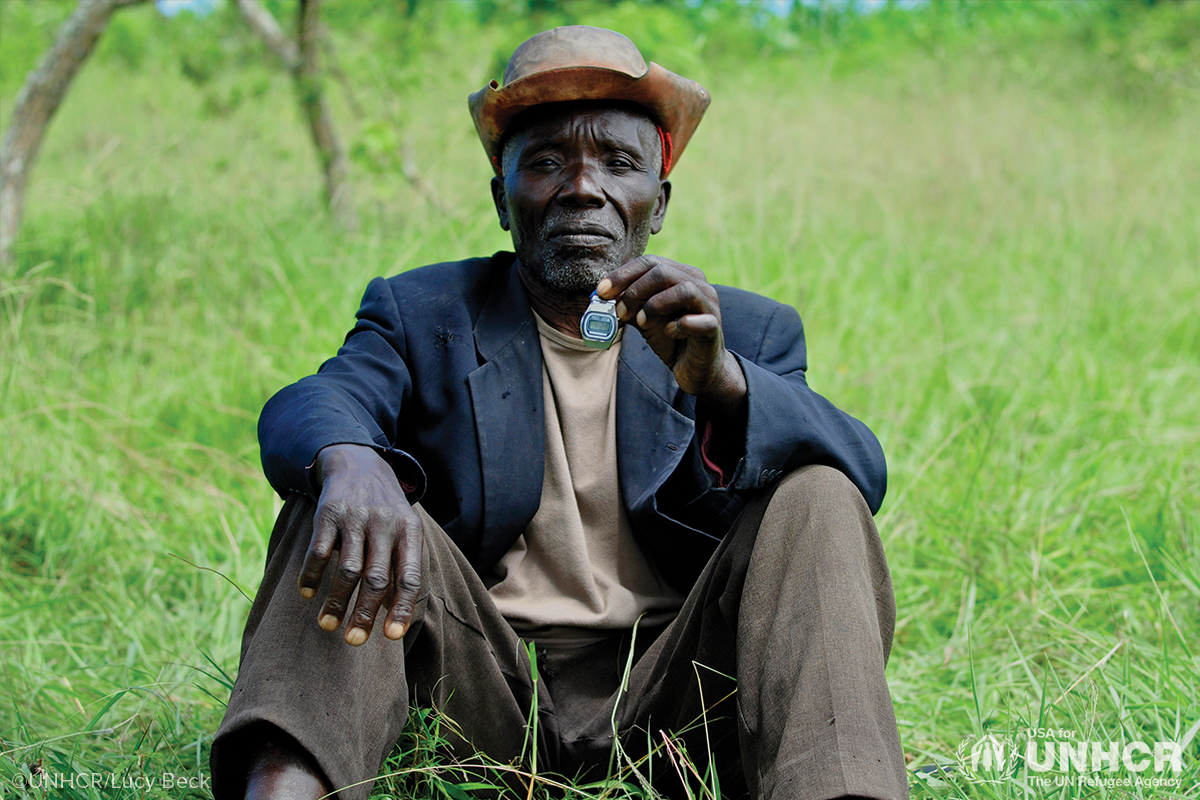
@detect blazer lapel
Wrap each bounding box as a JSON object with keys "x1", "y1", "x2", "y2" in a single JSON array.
[
  {"x1": 616, "y1": 330, "x2": 695, "y2": 514},
  {"x1": 468, "y1": 261, "x2": 545, "y2": 567},
  {"x1": 467, "y1": 261, "x2": 697, "y2": 564}
]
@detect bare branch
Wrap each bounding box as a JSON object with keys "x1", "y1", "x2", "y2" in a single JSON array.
[
  {"x1": 296, "y1": 0, "x2": 356, "y2": 228},
  {"x1": 318, "y1": 22, "x2": 447, "y2": 214},
  {"x1": 0, "y1": 0, "x2": 148, "y2": 265},
  {"x1": 236, "y1": 0, "x2": 356, "y2": 229},
  {"x1": 318, "y1": 30, "x2": 364, "y2": 121},
  {"x1": 359, "y1": 44, "x2": 452, "y2": 216},
  {"x1": 233, "y1": 0, "x2": 299, "y2": 72}
]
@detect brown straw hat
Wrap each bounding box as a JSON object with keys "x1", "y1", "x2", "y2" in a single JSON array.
[{"x1": 468, "y1": 26, "x2": 710, "y2": 178}]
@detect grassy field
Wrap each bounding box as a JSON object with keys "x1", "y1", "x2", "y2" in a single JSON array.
[{"x1": 1, "y1": 1, "x2": 1198, "y2": 797}]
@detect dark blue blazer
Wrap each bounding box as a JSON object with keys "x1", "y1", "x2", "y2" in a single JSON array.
[{"x1": 259, "y1": 252, "x2": 885, "y2": 590}]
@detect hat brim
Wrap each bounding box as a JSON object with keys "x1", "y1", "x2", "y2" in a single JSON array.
[{"x1": 469, "y1": 63, "x2": 709, "y2": 178}]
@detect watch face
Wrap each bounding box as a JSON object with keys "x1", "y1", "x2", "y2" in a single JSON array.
[
  {"x1": 583, "y1": 313, "x2": 616, "y2": 339},
  {"x1": 580, "y1": 293, "x2": 619, "y2": 349}
]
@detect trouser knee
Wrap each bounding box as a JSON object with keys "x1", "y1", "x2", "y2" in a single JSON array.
[
  {"x1": 761, "y1": 464, "x2": 873, "y2": 532},
  {"x1": 750, "y1": 464, "x2": 896, "y2": 660}
]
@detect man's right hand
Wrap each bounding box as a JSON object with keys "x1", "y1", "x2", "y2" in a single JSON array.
[{"x1": 302, "y1": 443, "x2": 424, "y2": 645}]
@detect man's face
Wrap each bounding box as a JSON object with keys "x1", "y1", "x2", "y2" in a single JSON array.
[{"x1": 491, "y1": 102, "x2": 670, "y2": 295}]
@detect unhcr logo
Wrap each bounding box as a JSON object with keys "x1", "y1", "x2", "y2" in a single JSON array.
[
  {"x1": 958, "y1": 727, "x2": 1188, "y2": 790},
  {"x1": 966, "y1": 733, "x2": 1011, "y2": 782}
]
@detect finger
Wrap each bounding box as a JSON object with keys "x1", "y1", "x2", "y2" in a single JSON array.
[
  {"x1": 384, "y1": 514, "x2": 424, "y2": 640},
  {"x1": 342, "y1": 511, "x2": 400, "y2": 646},
  {"x1": 300, "y1": 501, "x2": 342, "y2": 599},
  {"x1": 635, "y1": 281, "x2": 717, "y2": 328},
  {"x1": 615, "y1": 262, "x2": 708, "y2": 322},
  {"x1": 317, "y1": 511, "x2": 367, "y2": 632},
  {"x1": 596, "y1": 255, "x2": 659, "y2": 299},
  {"x1": 665, "y1": 313, "x2": 722, "y2": 340}
]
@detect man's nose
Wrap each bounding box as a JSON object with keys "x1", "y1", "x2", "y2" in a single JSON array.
[{"x1": 556, "y1": 162, "x2": 606, "y2": 208}]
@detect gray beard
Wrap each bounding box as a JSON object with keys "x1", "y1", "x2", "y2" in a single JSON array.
[
  {"x1": 536, "y1": 255, "x2": 613, "y2": 294},
  {"x1": 531, "y1": 215, "x2": 652, "y2": 293}
]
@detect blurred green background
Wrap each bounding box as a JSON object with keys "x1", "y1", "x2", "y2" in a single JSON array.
[{"x1": 1, "y1": 1, "x2": 1198, "y2": 797}]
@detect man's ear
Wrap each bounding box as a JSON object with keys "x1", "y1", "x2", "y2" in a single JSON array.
[
  {"x1": 650, "y1": 180, "x2": 671, "y2": 235},
  {"x1": 490, "y1": 176, "x2": 510, "y2": 231}
]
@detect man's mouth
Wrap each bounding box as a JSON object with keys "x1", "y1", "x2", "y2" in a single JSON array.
[{"x1": 546, "y1": 221, "x2": 616, "y2": 247}]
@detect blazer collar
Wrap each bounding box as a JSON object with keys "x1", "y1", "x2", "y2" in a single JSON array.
[
  {"x1": 468, "y1": 255, "x2": 693, "y2": 563},
  {"x1": 473, "y1": 253, "x2": 534, "y2": 360},
  {"x1": 473, "y1": 255, "x2": 684, "y2": 410}
]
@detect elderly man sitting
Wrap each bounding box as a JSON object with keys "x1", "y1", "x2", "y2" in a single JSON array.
[{"x1": 210, "y1": 25, "x2": 907, "y2": 800}]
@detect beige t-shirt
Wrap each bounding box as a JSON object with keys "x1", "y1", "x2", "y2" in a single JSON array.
[{"x1": 486, "y1": 315, "x2": 684, "y2": 646}]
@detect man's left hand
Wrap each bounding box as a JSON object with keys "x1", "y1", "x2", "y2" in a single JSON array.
[{"x1": 598, "y1": 255, "x2": 747, "y2": 417}]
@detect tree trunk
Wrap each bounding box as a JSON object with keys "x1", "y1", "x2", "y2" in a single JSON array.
[
  {"x1": 235, "y1": 0, "x2": 356, "y2": 229},
  {"x1": 0, "y1": 0, "x2": 146, "y2": 265},
  {"x1": 296, "y1": 0, "x2": 356, "y2": 228}
]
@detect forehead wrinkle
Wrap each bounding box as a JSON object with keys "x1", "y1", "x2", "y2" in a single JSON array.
[
  {"x1": 529, "y1": 116, "x2": 640, "y2": 154},
  {"x1": 502, "y1": 105, "x2": 661, "y2": 172}
]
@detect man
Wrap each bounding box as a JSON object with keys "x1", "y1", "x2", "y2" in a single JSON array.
[{"x1": 211, "y1": 26, "x2": 907, "y2": 800}]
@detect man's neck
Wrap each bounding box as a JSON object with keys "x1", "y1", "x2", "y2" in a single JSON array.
[{"x1": 517, "y1": 262, "x2": 592, "y2": 339}]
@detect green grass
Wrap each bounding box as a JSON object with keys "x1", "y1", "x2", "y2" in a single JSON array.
[{"x1": 2, "y1": 1, "x2": 1198, "y2": 797}]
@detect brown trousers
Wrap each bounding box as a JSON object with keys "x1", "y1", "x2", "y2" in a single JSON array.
[{"x1": 211, "y1": 465, "x2": 908, "y2": 800}]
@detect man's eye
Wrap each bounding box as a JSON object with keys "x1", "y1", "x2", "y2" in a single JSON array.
[{"x1": 608, "y1": 158, "x2": 634, "y2": 170}]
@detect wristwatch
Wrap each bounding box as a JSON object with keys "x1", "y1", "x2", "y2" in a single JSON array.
[
  {"x1": 578, "y1": 289, "x2": 619, "y2": 347},
  {"x1": 580, "y1": 291, "x2": 620, "y2": 350}
]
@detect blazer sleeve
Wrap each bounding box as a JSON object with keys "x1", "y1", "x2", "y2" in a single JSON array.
[
  {"x1": 731, "y1": 301, "x2": 885, "y2": 511},
  {"x1": 664, "y1": 299, "x2": 886, "y2": 521},
  {"x1": 258, "y1": 277, "x2": 427, "y2": 501}
]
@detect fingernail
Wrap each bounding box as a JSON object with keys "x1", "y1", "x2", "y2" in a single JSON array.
[
  {"x1": 318, "y1": 614, "x2": 339, "y2": 631},
  {"x1": 345, "y1": 627, "x2": 367, "y2": 646},
  {"x1": 385, "y1": 621, "x2": 408, "y2": 640},
  {"x1": 616, "y1": 301, "x2": 627, "y2": 319},
  {"x1": 636, "y1": 310, "x2": 648, "y2": 327},
  {"x1": 299, "y1": 587, "x2": 315, "y2": 599},
  {"x1": 597, "y1": 278, "x2": 612, "y2": 296}
]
